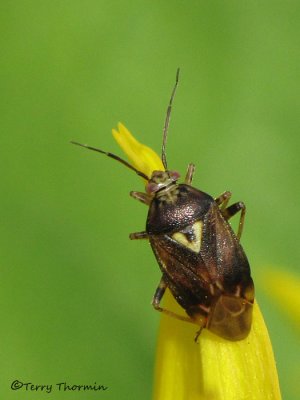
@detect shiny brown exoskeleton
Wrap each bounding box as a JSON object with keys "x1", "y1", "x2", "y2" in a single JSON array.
[
  {"x1": 71, "y1": 69, "x2": 255, "y2": 341},
  {"x1": 130, "y1": 170, "x2": 254, "y2": 341}
]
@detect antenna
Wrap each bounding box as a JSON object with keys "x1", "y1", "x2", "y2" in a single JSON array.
[
  {"x1": 70, "y1": 141, "x2": 149, "y2": 180},
  {"x1": 161, "y1": 68, "x2": 180, "y2": 170}
]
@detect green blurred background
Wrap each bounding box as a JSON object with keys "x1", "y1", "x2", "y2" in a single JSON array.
[{"x1": 1, "y1": 1, "x2": 299, "y2": 399}]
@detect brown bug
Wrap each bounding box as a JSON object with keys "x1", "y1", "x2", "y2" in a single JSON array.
[{"x1": 71, "y1": 69, "x2": 255, "y2": 341}]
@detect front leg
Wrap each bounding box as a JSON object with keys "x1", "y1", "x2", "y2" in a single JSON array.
[
  {"x1": 184, "y1": 163, "x2": 195, "y2": 185},
  {"x1": 130, "y1": 191, "x2": 151, "y2": 205}
]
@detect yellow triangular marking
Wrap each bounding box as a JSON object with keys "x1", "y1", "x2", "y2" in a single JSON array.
[{"x1": 172, "y1": 221, "x2": 202, "y2": 253}]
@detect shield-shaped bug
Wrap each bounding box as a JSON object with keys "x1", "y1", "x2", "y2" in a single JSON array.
[{"x1": 71, "y1": 69, "x2": 255, "y2": 341}]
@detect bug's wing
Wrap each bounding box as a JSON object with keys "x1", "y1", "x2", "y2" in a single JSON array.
[
  {"x1": 149, "y1": 203, "x2": 253, "y2": 308},
  {"x1": 149, "y1": 233, "x2": 212, "y2": 311},
  {"x1": 200, "y1": 204, "x2": 254, "y2": 305},
  {"x1": 203, "y1": 205, "x2": 252, "y2": 291}
]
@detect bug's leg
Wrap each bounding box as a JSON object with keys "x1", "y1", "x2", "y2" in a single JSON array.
[
  {"x1": 152, "y1": 277, "x2": 195, "y2": 323},
  {"x1": 222, "y1": 201, "x2": 246, "y2": 241},
  {"x1": 194, "y1": 326, "x2": 204, "y2": 343},
  {"x1": 184, "y1": 163, "x2": 195, "y2": 185},
  {"x1": 129, "y1": 231, "x2": 149, "y2": 240},
  {"x1": 130, "y1": 191, "x2": 151, "y2": 205},
  {"x1": 215, "y1": 191, "x2": 232, "y2": 210}
]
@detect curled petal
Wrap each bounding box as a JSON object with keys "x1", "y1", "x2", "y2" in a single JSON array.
[{"x1": 112, "y1": 123, "x2": 164, "y2": 179}]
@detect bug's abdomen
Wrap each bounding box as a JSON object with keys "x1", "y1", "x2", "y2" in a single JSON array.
[{"x1": 187, "y1": 289, "x2": 254, "y2": 340}]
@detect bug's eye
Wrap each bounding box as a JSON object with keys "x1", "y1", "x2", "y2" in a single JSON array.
[
  {"x1": 146, "y1": 182, "x2": 159, "y2": 194},
  {"x1": 169, "y1": 171, "x2": 180, "y2": 181}
]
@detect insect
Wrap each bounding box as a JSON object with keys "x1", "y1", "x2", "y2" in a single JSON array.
[{"x1": 71, "y1": 69, "x2": 255, "y2": 341}]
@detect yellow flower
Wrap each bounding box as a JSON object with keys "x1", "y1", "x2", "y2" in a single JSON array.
[
  {"x1": 154, "y1": 291, "x2": 281, "y2": 400},
  {"x1": 112, "y1": 122, "x2": 164, "y2": 180},
  {"x1": 112, "y1": 123, "x2": 282, "y2": 400}
]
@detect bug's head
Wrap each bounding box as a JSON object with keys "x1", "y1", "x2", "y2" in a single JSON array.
[{"x1": 146, "y1": 170, "x2": 180, "y2": 195}]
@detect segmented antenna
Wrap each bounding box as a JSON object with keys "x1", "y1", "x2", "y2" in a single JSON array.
[
  {"x1": 161, "y1": 68, "x2": 180, "y2": 170},
  {"x1": 70, "y1": 141, "x2": 149, "y2": 180}
]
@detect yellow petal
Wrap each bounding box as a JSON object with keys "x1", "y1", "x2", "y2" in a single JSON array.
[
  {"x1": 260, "y1": 267, "x2": 300, "y2": 332},
  {"x1": 153, "y1": 290, "x2": 281, "y2": 400},
  {"x1": 112, "y1": 122, "x2": 164, "y2": 179}
]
